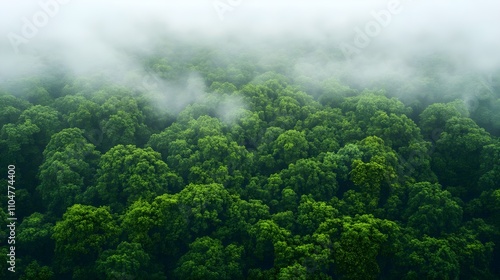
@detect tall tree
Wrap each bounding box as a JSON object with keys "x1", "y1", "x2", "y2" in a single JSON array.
[
  {"x1": 433, "y1": 117, "x2": 492, "y2": 198},
  {"x1": 88, "y1": 145, "x2": 181, "y2": 212},
  {"x1": 175, "y1": 237, "x2": 243, "y2": 280},
  {"x1": 404, "y1": 182, "x2": 463, "y2": 237},
  {"x1": 37, "y1": 128, "x2": 100, "y2": 216},
  {"x1": 52, "y1": 205, "x2": 121, "y2": 278}
]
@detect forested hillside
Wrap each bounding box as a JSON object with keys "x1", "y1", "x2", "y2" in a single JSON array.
[{"x1": 0, "y1": 41, "x2": 499, "y2": 279}]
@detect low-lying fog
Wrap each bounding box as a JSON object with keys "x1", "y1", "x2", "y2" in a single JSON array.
[{"x1": 1, "y1": 0, "x2": 499, "y2": 112}]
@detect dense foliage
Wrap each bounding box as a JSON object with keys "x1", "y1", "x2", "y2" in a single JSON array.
[{"x1": 1, "y1": 44, "x2": 499, "y2": 279}]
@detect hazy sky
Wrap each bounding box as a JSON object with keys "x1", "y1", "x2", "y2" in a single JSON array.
[{"x1": 1, "y1": 0, "x2": 499, "y2": 100}]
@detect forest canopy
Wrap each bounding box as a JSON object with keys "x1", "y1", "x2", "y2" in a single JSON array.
[
  {"x1": 1, "y1": 1, "x2": 500, "y2": 279},
  {"x1": 0, "y1": 42, "x2": 498, "y2": 279}
]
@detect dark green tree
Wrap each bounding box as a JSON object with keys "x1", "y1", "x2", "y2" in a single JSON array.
[
  {"x1": 96, "y1": 242, "x2": 158, "y2": 280},
  {"x1": 433, "y1": 117, "x2": 491, "y2": 198},
  {"x1": 52, "y1": 204, "x2": 121, "y2": 278},
  {"x1": 404, "y1": 182, "x2": 463, "y2": 237},
  {"x1": 175, "y1": 237, "x2": 243, "y2": 280},
  {"x1": 88, "y1": 145, "x2": 181, "y2": 212},
  {"x1": 37, "y1": 128, "x2": 100, "y2": 215}
]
